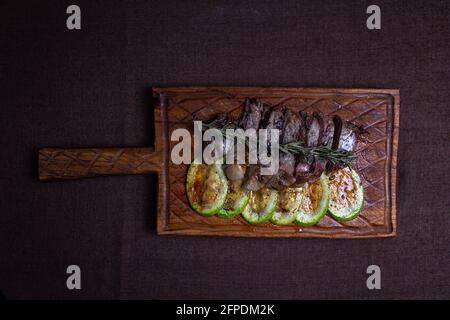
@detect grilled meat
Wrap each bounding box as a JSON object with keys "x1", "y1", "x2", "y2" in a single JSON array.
[
  {"x1": 225, "y1": 164, "x2": 247, "y2": 181},
  {"x1": 323, "y1": 117, "x2": 335, "y2": 148},
  {"x1": 226, "y1": 99, "x2": 272, "y2": 182},
  {"x1": 294, "y1": 111, "x2": 312, "y2": 183},
  {"x1": 309, "y1": 112, "x2": 328, "y2": 180},
  {"x1": 331, "y1": 115, "x2": 357, "y2": 152},
  {"x1": 305, "y1": 113, "x2": 318, "y2": 147},
  {"x1": 242, "y1": 165, "x2": 265, "y2": 191},
  {"x1": 331, "y1": 115, "x2": 343, "y2": 150},
  {"x1": 339, "y1": 123, "x2": 357, "y2": 151},
  {"x1": 298, "y1": 111, "x2": 308, "y2": 143},
  {"x1": 238, "y1": 98, "x2": 266, "y2": 130},
  {"x1": 280, "y1": 109, "x2": 301, "y2": 176},
  {"x1": 253, "y1": 103, "x2": 281, "y2": 189},
  {"x1": 261, "y1": 107, "x2": 285, "y2": 145},
  {"x1": 218, "y1": 99, "x2": 359, "y2": 190},
  {"x1": 262, "y1": 109, "x2": 302, "y2": 190},
  {"x1": 254, "y1": 108, "x2": 286, "y2": 190}
]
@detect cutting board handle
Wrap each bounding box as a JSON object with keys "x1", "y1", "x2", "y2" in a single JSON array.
[{"x1": 38, "y1": 147, "x2": 161, "y2": 181}]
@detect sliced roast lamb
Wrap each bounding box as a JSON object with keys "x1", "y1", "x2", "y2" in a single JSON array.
[
  {"x1": 331, "y1": 115, "x2": 357, "y2": 152},
  {"x1": 309, "y1": 115, "x2": 358, "y2": 178},
  {"x1": 242, "y1": 164, "x2": 265, "y2": 191},
  {"x1": 238, "y1": 99, "x2": 264, "y2": 130},
  {"x1": 225, "y1": 164, "x2": 246, "y2": 181},
  {"x1": 258, "y1": 108, "x2": 285, "y2": 189},
  {"x1": 225, "y1": 99, "x2": 270, "y2": 182},
  {"x1": 338, "y1": 123, "x2": 357, "y2": 151},
  {"x1": 322, "y1": 117, "x2": 336, "y2": 148},
  {"x1": 220, "y1": 98, "x2": 360, "y2": 190},
  {"x1": 243, "y1": 107, "x2": 285, "y2": 191},
  {"x1": 293, "y1": 111, "x2": 313, "y2": 183},
  {"x1": 294, "y1": 112, "x2": 329, "y2": 183},
  {"x1": 305, "y1": 112, "x2": 321, "y2": 147},
  {"x1": 279, "y1": 109, "x2": 301, "y2": 177},
  {"x1": 261, "y1": 107, "x2": 285, "y2": 143},
  {"x1": 308, "y1": 112, "x2": 328, "y2": 180},
  {"x1": 264, "y1": 109, "x2": 301, "y2": 190}
]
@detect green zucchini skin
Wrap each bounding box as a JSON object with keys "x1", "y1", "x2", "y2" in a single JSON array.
[
  {"x1": 186, "y1": 162, "x2": 228, "y2": 216},
  {"x1": 217, "y1": 181, "x2": 249, "y2": 219},
  {"x1": 328, "y1": 168, "x2": 364, "y2": 221},
  {"x1": 241, "y1": 189, "x2": 278, "y2": 224},
  {"x1": 271, "y1": 209, "x2": 296, "y2": 225},
  {"x1": 186, "y1": 160, "x2": 363, "y2": 226},
  {"x1": 296, "y1": 172, "x2": 330, "y2": 226},
  {"x1": 217, "y1": 201, "x2": 247, "y2": 218},
  {"x1": 271, "y1": 188, "x2": 304, "y2": 225}
]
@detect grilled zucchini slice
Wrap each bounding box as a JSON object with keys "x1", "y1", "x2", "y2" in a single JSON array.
[
  {"x1": 296, "y1": 172, "x2": 330, "y2": 226},
  {"x1": 271, "y1": 187, "x2": 304, "y2": 225},
  {"x1": 241, "y1": 188, "x2": 278, "y2": 224},
  {"x1": 217, "y1": 180, "x2": 249, "y2": 218},
  {"x1": 328, "y1": 167, "x2": 364, "y2": 221},
  {"x1": 186, "y1": 161, "x2": 228, "y2": 216}
]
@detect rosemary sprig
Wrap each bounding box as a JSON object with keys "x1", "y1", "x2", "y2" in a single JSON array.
[
  {"x1": 202, "y1": 118, "x2": 357, "y2": 167},
  {"x1": 279, "y1": 142, "x2": 357, "y2": 167}
]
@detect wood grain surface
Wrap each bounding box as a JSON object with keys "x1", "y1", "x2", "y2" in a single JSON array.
[
  {"x1": 153, "y1": 87, "x2": 399, "y2": 238},
  {"x1": 39, "y1": 147, "x2": 159, "y2": 181},
  {"x1": 38, "y1": 87, "x2": 399, "y2": 239}
]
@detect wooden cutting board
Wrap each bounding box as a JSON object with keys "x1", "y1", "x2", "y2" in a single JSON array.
[{"x1": 39, "y1": 87, "x2": 399, "y2": 238}]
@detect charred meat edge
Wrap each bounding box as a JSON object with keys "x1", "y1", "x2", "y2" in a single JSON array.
[
  {"x1": 226, "y1": 99, "x2": 270, "y2": 183},
  {"x1": 243, "y1": 107, "x2": 285, "y2": 191},
  {"x1": 218, "y1": 99, "x2": 360, "y2": 190}
]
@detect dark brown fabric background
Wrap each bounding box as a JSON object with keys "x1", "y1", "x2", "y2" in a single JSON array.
[{"x1": 1, "y1": 0, "x2": 449, "y2": 299}]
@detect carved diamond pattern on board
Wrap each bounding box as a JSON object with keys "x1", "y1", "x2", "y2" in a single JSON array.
[{"x1": 158, "y1": 88, "x2": 397, "y2": 237}]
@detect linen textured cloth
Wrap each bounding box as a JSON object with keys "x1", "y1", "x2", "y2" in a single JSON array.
[{"x1": 0, "y1": 0, "x2": 449, "y2": 299}]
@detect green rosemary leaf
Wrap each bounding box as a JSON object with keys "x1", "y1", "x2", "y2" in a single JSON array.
[{"x1": 201, "y1": 118, "x2": 357, "y2": 167}]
